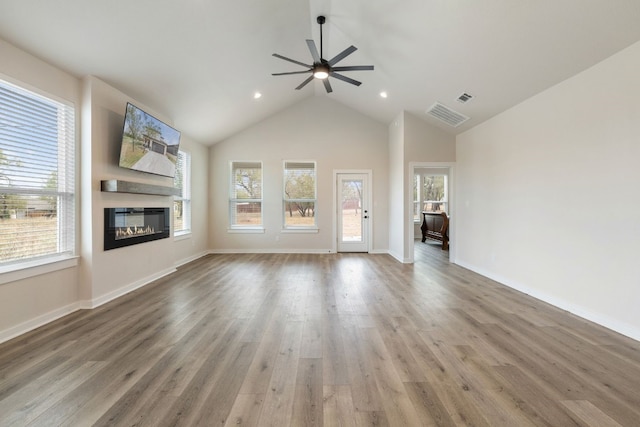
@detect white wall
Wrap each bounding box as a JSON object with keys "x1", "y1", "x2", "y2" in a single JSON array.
[
  {"x1": 388, "y1": 113, "x2": 405, "y2": 261},
  {"x1": 209, "y1": 96, "x2": 389, "y2": 253},
  {"x1": 456, "y1": 40, "x2": 640, "y2": 340}
]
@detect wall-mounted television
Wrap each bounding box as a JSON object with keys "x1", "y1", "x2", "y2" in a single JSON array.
[{"x1": 118, "y1": 102, "x2": 181, "y2": 178}]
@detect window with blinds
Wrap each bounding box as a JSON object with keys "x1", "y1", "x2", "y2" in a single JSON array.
[
  {"x1": 173, "y1": 150, "x2": 191, "y2": 235},
  {"x1": 283, "y1": 161, "x2": 316, "y2": 228},
  {"x1": 230, "y1": 161, "x2": 262, "y2": 227},
  {"x1": 0, "y1": 78, "x2": 75, "y2": 266}
]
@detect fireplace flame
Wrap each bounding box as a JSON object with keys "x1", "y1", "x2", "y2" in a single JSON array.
[{"x1": 115, "y1": 225, "x2": 156, "y2": 240}]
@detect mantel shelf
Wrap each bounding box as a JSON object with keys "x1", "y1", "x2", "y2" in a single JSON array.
[{"x1": 101, "y1": 180, "x2": 181, "y2": 197}]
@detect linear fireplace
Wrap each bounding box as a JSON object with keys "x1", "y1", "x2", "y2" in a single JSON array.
[{"x1": 104, "y1": 207, "x2": 170, "y2": 250}]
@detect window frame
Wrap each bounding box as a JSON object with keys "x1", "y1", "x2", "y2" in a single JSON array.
[
  {"x1": 0, "y1": 76, "x2": 78, "y2": 282},
  {"x1": 229, "y1": 161, "x2": 263, "y2": 231},
  {"x1": 414, "y1": 173, "x2": 448, "y2": 221},
  {"x1": 282, "y1": 160, "x2": 317, "y2": 231},
  {"x1": 173, "y1": 150, "x2": 191, "y2": 237}
]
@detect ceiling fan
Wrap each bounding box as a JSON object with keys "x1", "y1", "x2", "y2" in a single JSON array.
[{"x1": 272, "y1": 15, "x2": 374, "y2": 93}]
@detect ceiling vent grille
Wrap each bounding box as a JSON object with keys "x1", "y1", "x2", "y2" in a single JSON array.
[
  {"x1": 426, "y1": 102, "x2": 469, "y2": 127},
  {"x1": 457, "y1": 92, "x2": 473, "y2": 103}
]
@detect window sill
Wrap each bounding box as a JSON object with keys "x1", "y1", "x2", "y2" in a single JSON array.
[
  {"x1": 174, "y1": 230, "x2": 192, "y2": 241},
  {"x1": 0, "y1": 255, "x2": 79, "y2": 285},
  {"x1": 228, "y1": 227, "x2": 265, "y2": 234},
  {"x1": 281, "y1": 228, "x2": 319, "y2": 234}
]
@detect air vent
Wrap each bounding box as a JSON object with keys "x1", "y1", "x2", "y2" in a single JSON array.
[
  {"x1": 426, "y1": 102, "x2": 469, "y2": 127},
  {"x1": 457, "y1": 92, "x2": 473, "y2": 103}
]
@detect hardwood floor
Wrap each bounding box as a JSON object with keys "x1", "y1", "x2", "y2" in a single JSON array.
[{"x1": 1, "y1": 243, "x2": 640, "y2": 426}]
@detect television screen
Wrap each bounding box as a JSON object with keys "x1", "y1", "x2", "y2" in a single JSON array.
[{"x1": 118, "y1": 102, "x2": 181, "y2": 178}]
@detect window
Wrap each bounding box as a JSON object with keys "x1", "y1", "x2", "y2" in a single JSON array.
[
  {"x1": 414, "y1": 173, "x2": 447, "y2": 221},
  {"x1": 230, "y1": 161, "x2": 262, "y2": 228},
  {"x1": 173, "y1": 150, "x2": 191, "y2": 236},
  {"x1": 0, "y1": 78, "x2": 75, "y2": 267},
  {"x1": 283, "y1": 161, "x2": 316, "y2": 229}
]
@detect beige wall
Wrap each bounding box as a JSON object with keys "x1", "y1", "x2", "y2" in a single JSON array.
[
  {"x1": 0, "y1": 40, "x2": 209, "y2": 342},
  {"x1": 0, "y1": 39, "x2": 81, "y2": 340},
  {"x1": 456, "y1": 40, "x2": 640, "y2": 341},
  {"x1": 209, "y1": 96, "x2": 389, "y2": 253}
]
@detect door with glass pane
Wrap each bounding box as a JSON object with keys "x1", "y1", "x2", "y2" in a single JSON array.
[{"x1": 337, "y1": 173, "x2": 369, "y2": 252}]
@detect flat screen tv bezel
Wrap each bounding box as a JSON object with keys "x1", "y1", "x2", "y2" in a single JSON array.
[{"x1": 118, "y1": 102, "x2": 181, "y2": 178}]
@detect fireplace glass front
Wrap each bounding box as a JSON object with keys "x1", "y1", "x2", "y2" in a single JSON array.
[{"x1": 104, "y1": 207, "x2": 170, "y2": 250}]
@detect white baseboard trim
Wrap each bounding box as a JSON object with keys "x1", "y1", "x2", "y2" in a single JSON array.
[
  {"x1": 387, "y1": 250, "x2": 410, "y2": 263},
  {"x1": 0, "y1": 301, "x2": 82, "y2": 344},
  {"x1": 455, "y1": 260, "x2": 640, "y2": 343},
  {"x1": 79, "y1": 267, "x2": 177, "y2": 310},
  {"x1": 208, "y1": 248, "x2": 335, "y2": 254},
  {"x1": 1, "y1": 267, "x2": 179, "y2": 344},
  {"x1": 175, "y1": 251, "x2": 209, "y2": 268},
  {"x1": 368, "y1": 249, "x2": 390, "y2": 255}
]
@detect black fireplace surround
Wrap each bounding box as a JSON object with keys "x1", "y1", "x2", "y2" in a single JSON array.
[{"x1": 104, "y1": 207, "x2": 170, "y2": 250}]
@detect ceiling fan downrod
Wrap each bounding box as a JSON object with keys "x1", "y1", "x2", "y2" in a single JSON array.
[{"x1": 318, "y1": 15, "x2": 325, "y2": 60}]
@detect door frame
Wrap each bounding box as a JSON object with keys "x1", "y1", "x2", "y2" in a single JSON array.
[
  {"x1": 333, "y1": 169, "x2": 373, "y2": 253},
  {"x1": 408, "y1": 162, "x2": 455, "y2": 263}
]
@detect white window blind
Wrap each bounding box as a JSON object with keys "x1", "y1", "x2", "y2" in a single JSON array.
[
  {"x1": 0, "y1": 78, "x2": 75, "y2": 266},
  {"x1": 230, "y1": 161, "x2": 262, "y2": 227},
  {"x1": 283, "y1": 161, "x2": 316, "y2": 228},
  {"x1": 173, "y1": 150, "x2": 191, "y2": 235}
]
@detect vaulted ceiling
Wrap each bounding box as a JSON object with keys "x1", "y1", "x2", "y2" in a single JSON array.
[{"x1": 2, "y1": 0, "x2": 640, "y2": 145}]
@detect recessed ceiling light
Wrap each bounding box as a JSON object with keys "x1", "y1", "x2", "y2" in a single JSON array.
[
  {"x1": 380, "y1": 91, "x2": 388, "y2": 98},
  {"x1": 254, "y1": 92, "x2": 262, "y2": 99}
]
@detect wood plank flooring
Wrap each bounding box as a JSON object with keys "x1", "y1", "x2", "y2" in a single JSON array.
[{"x1": 1, "y1": 242, "x2": 640, "y2": 426}]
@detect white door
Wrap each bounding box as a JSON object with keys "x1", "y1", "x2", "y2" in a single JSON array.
[{"x1": 337, "y1": 173, "x2": 369, "y2": 252}]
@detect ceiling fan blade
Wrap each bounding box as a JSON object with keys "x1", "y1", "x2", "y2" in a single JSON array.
[
  {"x1": 332, "y1": 65, "x2": 374, "y2": 72},
  {"x1": 295, "y1": 75, "x2": 315, "y2": 90},
  {"x1": 323, "y1": 79, "x2": 333, "y2": 93},
  {"x1": 330, "y1": 72, "x2": 362, "y2": 86},
  {"x1": 306, "y1": 40, "x2": 321, "y2": 63},
  {"x1": 272, "y1": 70, "x2": 312, "y2": 76},
  {"x1": 272, "y1": 53, "x2": 311, "y2": 68},
  {"x1": 328, "y1": 45, "x2": 357, "y2": 66}
]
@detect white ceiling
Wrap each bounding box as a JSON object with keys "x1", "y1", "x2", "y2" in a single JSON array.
[{"x1": 2, "y1": 0, "x2": 640, "y2": 145}]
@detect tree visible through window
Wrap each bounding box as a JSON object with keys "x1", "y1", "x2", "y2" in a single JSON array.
[
  {"x1": 0, "y1": 78, "x2": 75, "y2": 265},
  {"x1": 284, "y1": 162, "x2": 316, "y2": 228},
  {"x1": 414, "y1": 174, "x2": 447, "y2": 220},
  {"x1": 230, "y1": 162, "x2": 262, "y2": 227}
]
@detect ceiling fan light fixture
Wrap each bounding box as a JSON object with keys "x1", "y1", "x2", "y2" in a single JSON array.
[{"x1": 313, "y1": 64, "x2": 329, "y2": 79}]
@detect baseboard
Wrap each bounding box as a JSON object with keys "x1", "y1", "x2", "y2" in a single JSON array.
[
  {"x1": 455, "y1": 260, "x2": 640, "y2": 343},
  {"x1": 175, "y1": 251, "x2": 209, "y2": 268},
  {"x1": 387, "y1": 250, "x2": 411, "y2": 263},
  {"x1": 208, "y1": 248, "x2": 334, "y2": 254},
  {"x1": 368, "y1": 249, "x2": 390, "y2": 255},
  {"x1": 79, "y1": 267, "x2": 177, "y2": 309},
  {"x1": 0, "y1": 301, "x2": 82, "y2": 344}
]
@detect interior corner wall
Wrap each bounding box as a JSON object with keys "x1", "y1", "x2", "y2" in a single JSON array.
[
  {"x1": 456, "y1": 40, "x2": 640, "y2": 341},
  {"x1": 209, "y1": 96, "x2": 389, "y2": 253},
  {"x1": 0, "y1": 38, "x2": 81, "y2": 339},
  {"x1": 388, "y1": 112, "x2": 405, "y2": 261}
]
